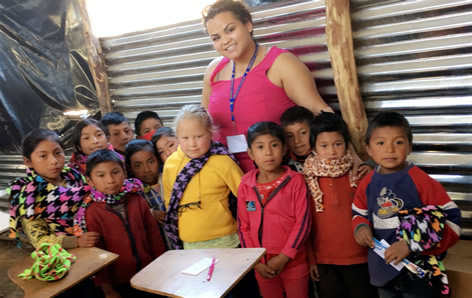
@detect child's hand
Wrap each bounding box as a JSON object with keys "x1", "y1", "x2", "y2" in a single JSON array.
[
  {"x1": 354, "y1": 225, "x2": 374, "y2": 248},
  {"x1": 309, "y1": 264, "x2": 320, "y2": 281},
  {"x1": 255, "y1": 262, "x2": 276, "y2": 279},
  {"x1": 152, "y1": 210, "x2": 166, "y2": 225},
  {"x1": 77, "y1": 232, "x2": 100, "y2": 247},
  {"x1": 267, "y1": 253, "x2": 290, "y2": 274},
  {"x1": 101, "y1": 284, "x2": 122, "y2": 298},
  {"x1": 384, "y1": 240, "x2": 410, "y2": 265},
  {"x1": 357, "y1": 164, "x2": 373, "y2": 180}
]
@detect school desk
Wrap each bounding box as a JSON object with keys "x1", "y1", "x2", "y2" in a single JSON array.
[
  {"x1": 8, "y1": 246, "x2": 118, "y2": 298},
  {"x1": 131, "y1": 247, "x2": 266, "y2": 298}
]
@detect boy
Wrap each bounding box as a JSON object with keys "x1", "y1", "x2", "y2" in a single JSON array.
[
  {"x1": 83, "y1": 149, "x2": 165, "y2": 297},
  {"x1": 135, "y1": 111, "x2": 163, "y2": 141},
  {"x1": 280, "y1": 106, "x2": 314, "y2": 172},
  {"x1": 303, "y1": 112, "x2": 375, "y2": 298},
  {"x1": 101, "y1": 112, "x2": 133, "y2": 155},
  {"x1": 352, "y1": 111, "x2": 461, "y2": 297}
]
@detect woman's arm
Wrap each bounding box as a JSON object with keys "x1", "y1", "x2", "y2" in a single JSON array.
[
  {"x1": 271, "y1": 52, "x2": 333, "y2": 115},
  {"x1": 201, "y1": 57, "x2": 222, "y2": 109}
]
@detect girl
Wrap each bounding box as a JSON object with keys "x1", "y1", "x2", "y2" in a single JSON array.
[
  {"x1": 303, "y1": 112, "x2": 376, "y2": 298},
  {"x1": 151, "y1": 127, "x2": 179, "y2": 164},
  {"x1": 69, "y1": 118, "x2": 116, "y2": 176},
  {"x1": 8, "y1": 129, "x2": 99, "y2": 249},
  {"x1": 238, "y1": 121, "x2": 311, "y2": 298},
  {"x1": 162, "y1": 104, "x2": 243, "y2": 250},
  {"x1": 125, "y1": 139, "x2": 169, "y2": 248}
]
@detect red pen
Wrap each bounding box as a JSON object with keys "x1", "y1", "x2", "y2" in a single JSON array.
[{"x1": 206, "y1": 257, "x2": 216, "y2": 281}]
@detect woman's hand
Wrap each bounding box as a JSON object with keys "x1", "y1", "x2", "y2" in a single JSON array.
[
  {"x1": 357, "y1": 164, "x2": 373, "y2": 180},
  {"x1": 77, "y1": 231, "x2": 100, "y2": 248}
]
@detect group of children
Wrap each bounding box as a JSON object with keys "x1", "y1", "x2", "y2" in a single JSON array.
[{"x1": 7, "y1": 104, "x2": 462, "y2": 298}]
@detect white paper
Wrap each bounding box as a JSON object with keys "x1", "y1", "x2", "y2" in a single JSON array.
[
  {"x1": 373, "y1": 239, "x2": 404, "y2": 271},
  {"x1": 0, "y1": 210, "x2": 9, "y2": 232},
  {"x1": 181, "y1": 257, "x2": 219, "y2": 276},
  {"x1": 226, "y1": 134, "x2": 248, "y2": 153}
]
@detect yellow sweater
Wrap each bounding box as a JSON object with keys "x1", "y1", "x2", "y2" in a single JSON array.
[{"x1": 163, "y1": 147, "x2": 243, "y2": 242}]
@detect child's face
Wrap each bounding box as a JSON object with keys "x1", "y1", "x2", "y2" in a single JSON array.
[
  {"x1": 79, "y1": 124, "x2": 108, "y2": 156},
  {"x1": 248, "y1": 134, "x2": 286, "y2": 174},
  {"x1": 107, "y1": 122, "x2": 133, "y2": 153},
  {"x1": 140, "y1": 118, "x2": 163, "y2": 137},
  {"x1": 315, "y1": 131, "x2": 346, "y2": 160},
  {"x1": 177, "y1": 118, "x2": 212, "y2": 159},
  {"x1": 87, "y1": 161, "x2": 126, "y2": 195},
  {"x1": 130, "y1": 150, "x2": 159, "y2": 185},
  {"x1": 366, "y1": 126, "x2": 412, "y2": 174},
  {"x1": 283, "y1": 121, "x2": 311, "y2": 156},
  {"x1": 24, "y1": 139, "x2": 65, "y2": 185},
  {"x1": 155, "y1": 135, "x2": 178, "y2": 163}
]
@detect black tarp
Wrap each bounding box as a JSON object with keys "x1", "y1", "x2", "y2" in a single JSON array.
[{"x1": 0, "y1": 0, "x2": 98, "y2": 153}]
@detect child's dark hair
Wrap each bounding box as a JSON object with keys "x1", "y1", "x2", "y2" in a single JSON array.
[
  {"x1": 21, "y1": 129, "x2": 63, "y2": 159},
  {"x1": 73, "y1": 118, "x2": 108, "y2": 154},
  {"x1": 311, "y1": 112, "x2": 351, "y2": 147},
  {"x1": 151, "y1": 127, "x2": 176, "y2": 146},
  {"x1": 135, "y1": 111, "x2": 163, "y2": 137},
  {"x1": 101, "y1": 112, "x2": 129, "y2": 128},
  {"x1": 280, "y1": 106, "x2": 315, "y2": 128},
  {"x1": 247, "y1": 121, "x2": 285, "y2": 148},
  {"x1": 365, "y1": 111, "x2": 413, "y2": 144},
  {"x1": 124, "y1": 139, "x2": 158, "y2": 177},
  {"x1": 86, "y1": 149, "x2": 124, "y2": 177},
  {"x1": 202, "y1": 0, "x2": 252, "y2": 34}
]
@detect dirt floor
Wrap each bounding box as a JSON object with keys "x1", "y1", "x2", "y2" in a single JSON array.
[{"x1": 0, "y1": 236, "x2": 31, "y2": 298}]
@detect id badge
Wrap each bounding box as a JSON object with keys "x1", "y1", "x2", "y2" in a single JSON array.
[{"x1": 226, "y1": 134, "x2": 248, "y2": 153}]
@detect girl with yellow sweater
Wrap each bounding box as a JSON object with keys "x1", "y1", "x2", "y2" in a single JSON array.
[{"x1": 163, "y1": 104, "x2": 243, "y2": 249}]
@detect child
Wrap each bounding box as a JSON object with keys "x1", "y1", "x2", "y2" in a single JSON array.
[
  {"x1": 101, "y1": 111, "x2": 134, "y2": 155},
  {"x1": 163, "y1": 104, "x2": 243, "y2": 250},
  {"x1": 69, "y1": 118, "x2": 110, "y2": 175},
  {"x1": 151, "y1": 127, "x2": 179, "y2": 164},
  {"x1": 135, "y1": 111, "x2": 163, "y2": 141},
  {"x1": 303, "y1": 112, "x2": 375, "y2": 298},
  {"x1": 8, "y1": 129, "x2": 99, "y2": 249},
  {"x1": 238, "y1": 121, "x2": 311, "y2": 298},
  {"x1": 352, "y1": 111, "x2": 462, "y2": 297},
  {"x1": 280, "y1": 106, "x2": 315, "y2": 173},
  {"x1": 78, "y1": 149, "x2": 165, "y2": 297},
  {"x1": 125, "y1": 139, "x2": 169, "y2": 247}
]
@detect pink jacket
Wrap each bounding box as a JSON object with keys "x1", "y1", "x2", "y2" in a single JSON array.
[{"x1": 237, "y1": 166, "x2": 311, "y2": 260}]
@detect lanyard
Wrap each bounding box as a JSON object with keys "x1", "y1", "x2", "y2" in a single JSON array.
[{"x1": 229, "y1": 43, "x2": 259, "y2": 122}]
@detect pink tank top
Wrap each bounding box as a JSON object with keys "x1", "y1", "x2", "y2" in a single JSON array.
[{"x1": 208, "y1": 47, "x2": 295, "y2": 172}]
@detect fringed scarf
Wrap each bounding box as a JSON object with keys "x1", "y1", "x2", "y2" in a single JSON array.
[
  {"x1": 73, "y1": 178, "x2": 143, "y2": 235},
  {"x1": 165, "y1": 142, "x2": 237, "y2": 250},
  {"x1": 68, "y1": 144, "x2": 124, "y2": 175},
  {"x1": 396, "y1": 205, "x2": 450, "y2": 296},
  {"x1": 303, "y1": 151, "x2": 358, "y2": 212},
  {"x1": 7, "y1": 167, "x2": 90, "y2": 239}
]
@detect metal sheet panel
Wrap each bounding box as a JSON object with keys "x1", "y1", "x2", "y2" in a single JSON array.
[{"x1": 351, "y1": 0, "x2": 472, "y2": 236}]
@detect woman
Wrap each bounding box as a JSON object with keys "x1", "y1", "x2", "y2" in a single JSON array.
[{"x1": 201, "y1": 0, "x2": 334, "y2": 172}]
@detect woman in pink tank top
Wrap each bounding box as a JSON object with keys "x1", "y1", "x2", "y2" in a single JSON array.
[{"x1": 201, "y1": 0, "x2": 335, "y2": 173}]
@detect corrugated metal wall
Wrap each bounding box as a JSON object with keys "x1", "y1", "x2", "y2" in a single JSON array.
[
  {"x1": 99, "y1": 0, "x2": 335, "y2": 126},
  {"x1": 351, "y1": 0, "x2": 472, "y2": 236}
]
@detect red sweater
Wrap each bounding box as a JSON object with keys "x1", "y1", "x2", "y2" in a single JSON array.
[
  {"x1": 308, "y1": 173, "x2": 367, "y2": 266},
  {"x1": 85, "y1": 193, "x2": 165, "y2": 285}
]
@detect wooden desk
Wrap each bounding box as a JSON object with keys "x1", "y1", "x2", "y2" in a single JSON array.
[
  {"x1": 8, "y1": 247, "x2": 119, "y2": 298},
  {"x1": 131, "y1": 248, "x2": 266, "y2": 298}
]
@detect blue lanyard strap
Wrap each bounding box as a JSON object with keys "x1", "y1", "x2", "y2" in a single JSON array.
[{"x1": 229, "y1": 43, "x2": 259, "y2": 122}]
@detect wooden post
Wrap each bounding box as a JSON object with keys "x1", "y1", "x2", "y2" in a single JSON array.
[
  {"x1": 77, "y1": 0, "x2": 112, "y2": 116},
  {"x1": 325, "y1": 0, "x2": 368, "y2": 159}
]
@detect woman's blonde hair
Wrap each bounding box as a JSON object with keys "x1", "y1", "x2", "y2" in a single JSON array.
[{"x1": 174, "y1": 104, "x2": 217, "y2": 134}]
